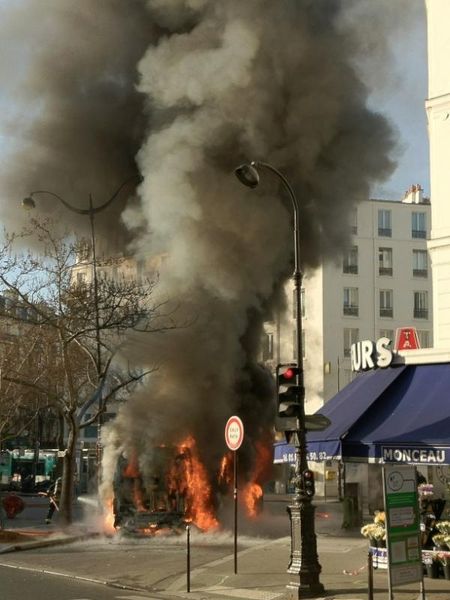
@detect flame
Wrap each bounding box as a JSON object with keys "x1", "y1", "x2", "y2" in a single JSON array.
[
  {"x1": 242, "y1": 438, "x2": 272, "y2": 518},
  {"x1": 242, "y1": 482, "x2": 263, "y2": 518},
  {"x1": 103, "y1": 498, "x2": 116, "y2": 534},
  {"x1": 171, "y1": 435, "x2": 219, "y2": 531},
  {"x1": 218, "y1": 453, "x2": 233, "y2": 486}
]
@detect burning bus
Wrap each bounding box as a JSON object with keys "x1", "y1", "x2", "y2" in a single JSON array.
[{"x1": 111, "y1": 437, "x2": 219, "y2": 535}]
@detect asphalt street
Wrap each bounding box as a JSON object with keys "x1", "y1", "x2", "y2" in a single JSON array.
[{"x1": 1, "y1": 495, "x2": 449, "y2": 600}]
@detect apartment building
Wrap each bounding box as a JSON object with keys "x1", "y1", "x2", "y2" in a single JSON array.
[{"x1": 262, "y1": 185, "x2": 433, "y2": 413}]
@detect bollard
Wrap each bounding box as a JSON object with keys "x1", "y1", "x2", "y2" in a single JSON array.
[
  {"x1": 368, "y1": 550, "x2": 374, "y2": 600},
  {"x1": 186, "y1": 525, "x2": 191, "y2": 593}
]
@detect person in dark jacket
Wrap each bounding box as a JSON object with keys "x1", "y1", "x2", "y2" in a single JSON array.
[{"x1": 45, "y1": 477, "x2": 61, "y2": 524}]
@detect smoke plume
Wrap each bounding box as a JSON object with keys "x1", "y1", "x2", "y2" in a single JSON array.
[{"x1": 0, "y1": 0, "x2": 416, "y2": 510}]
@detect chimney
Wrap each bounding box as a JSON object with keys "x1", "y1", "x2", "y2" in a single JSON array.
[{"x1": 402, "y1": 184, "x2": 424, "y2": 204}]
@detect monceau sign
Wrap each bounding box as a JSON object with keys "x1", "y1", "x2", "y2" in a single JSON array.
[{"x1": 351, "y1": 336, "x2": 393, "y2": 372}]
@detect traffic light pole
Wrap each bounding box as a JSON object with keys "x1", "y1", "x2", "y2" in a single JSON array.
[{"x1": 234, "y1": 161, "x2": 324, "y2": 597}]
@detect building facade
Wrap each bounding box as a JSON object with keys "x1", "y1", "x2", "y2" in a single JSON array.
[
  {"x1": 426, "y1": 0, "x2": 450, "y2": 348},
  {"x1": 263, "y1": 186, "x2": 433, "y2": 413}
]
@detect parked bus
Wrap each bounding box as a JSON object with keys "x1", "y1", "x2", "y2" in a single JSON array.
[{"x1": 0, "y1": 449, "x2": 58, "y2": 492}]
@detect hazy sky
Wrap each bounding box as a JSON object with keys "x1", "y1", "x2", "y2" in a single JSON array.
[{"x1": 372, "y1": 2, "x2": 429, "y2": 200}]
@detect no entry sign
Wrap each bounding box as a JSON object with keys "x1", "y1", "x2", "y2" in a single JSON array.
[{"x1": 225, "y1": 416, "x2": 244, "y2": 451}]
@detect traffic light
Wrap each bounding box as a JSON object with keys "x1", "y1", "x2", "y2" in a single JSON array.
[
  {"x1": 276, "y1": 363, "x2": 302, "y2": 418},
  {"x1": 302, "y1": 469, "x2": 315, "y2": 497}
]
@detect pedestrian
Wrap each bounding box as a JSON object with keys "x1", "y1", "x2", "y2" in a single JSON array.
[{"x1": 45, "y1": 477, "x2": 61, "y2": 524}]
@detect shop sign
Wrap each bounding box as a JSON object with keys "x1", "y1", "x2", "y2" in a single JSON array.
[
  {"x1": 351, "y1": 337, "x2": 393, "y2": 372},
  {"x1": 383, "y1": 465, "x2": 422, "y2": 589},
  {"x1": 383, "y1": 445, "x2": 449, "y2": 465}
]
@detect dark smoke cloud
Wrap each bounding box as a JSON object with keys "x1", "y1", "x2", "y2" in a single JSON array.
[{"x1": 0, "y1": 1, "x2": 412, "y2": 505}]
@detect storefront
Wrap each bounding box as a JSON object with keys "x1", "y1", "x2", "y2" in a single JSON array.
[{"x1": 273, "y1": 348, "x2": 450, "y2": 515}]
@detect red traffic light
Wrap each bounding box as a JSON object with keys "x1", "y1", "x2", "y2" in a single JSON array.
[
  {"x1": 303, "y1": 470, "x2": 314, "y2": 480},
  {"x1": 283, "y1": 367, "x2": 295, "y2": 379}
]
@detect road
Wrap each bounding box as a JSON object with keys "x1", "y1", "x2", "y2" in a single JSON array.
[{"x1": 0, "y1": 564, "x2": 158, "y2": 600}]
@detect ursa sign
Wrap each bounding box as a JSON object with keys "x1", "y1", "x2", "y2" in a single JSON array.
[{"x1": 351, "y1": 337, "x2": 393, "y2": 372}]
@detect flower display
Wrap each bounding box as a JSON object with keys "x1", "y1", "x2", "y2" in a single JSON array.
[
  {"x1": 436, "y1": 521, "x2": 450, "y2": 535},
  {"x1": 361, "y1": 513, "x2": 386, "y2": 542},
  {"x1": 418, "y1": 483, "x2": 434, "y2": 498}
]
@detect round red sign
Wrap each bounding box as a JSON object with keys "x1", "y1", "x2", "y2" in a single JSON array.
[{"x1": 225, "y1": 416, "x2": 244, "y2": 451}]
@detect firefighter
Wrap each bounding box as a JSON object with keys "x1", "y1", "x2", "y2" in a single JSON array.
[{"x1": 45, "y1": 477, "x2": 61, "y2": 524}]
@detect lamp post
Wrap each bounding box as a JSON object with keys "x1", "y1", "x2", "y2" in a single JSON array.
[
  {"x1": 234, "y1": 161, "x2": 324, "y2": 598},
  {"x1": 22, "y1": 174, "x2": 140, "y2": 482}
]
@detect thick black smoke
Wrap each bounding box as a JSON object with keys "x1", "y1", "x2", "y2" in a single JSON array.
[{"x1": 0, "y1": 0, "x2": 417, "y2": 505}]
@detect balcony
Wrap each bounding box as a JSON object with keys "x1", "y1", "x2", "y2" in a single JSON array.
[
  {"x1": 413, "y1": 269, "x2": 428, "y2": 278},
  {"x1": 343, "y1": 306, "x2": 359, "y2": 317},
  {"x1": 379, "y1": 267, "x2": 393, "y2": 276},
  {"x1": 414, "y1": 308, "x2": 428, "y2": 319},
  {"x1": 380, "y1": 308, "x2": 393, "y2": 318},
  {"x1": 378, "y1": 228, "x2": 392, "y2": 237},
  {"x1": 412, "y1": 230, "x2": 426, "y2": 239},
  {"x1": 343, "y1": 265, "x2": 358, "y2": 274}
]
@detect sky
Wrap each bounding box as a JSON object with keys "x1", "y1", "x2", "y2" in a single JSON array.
[{"x1": 371, "y1": 2, "x2": 429, "y2": 200}]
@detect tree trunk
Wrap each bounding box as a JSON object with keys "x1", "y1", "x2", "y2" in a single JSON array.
[{"x1": 59, "y1": 418, "x2": 78, "y2": 526}]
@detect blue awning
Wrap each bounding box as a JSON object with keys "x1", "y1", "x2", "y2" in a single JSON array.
[{"x1": 274, "y1": 363, "x2": 450, "y2": 466}]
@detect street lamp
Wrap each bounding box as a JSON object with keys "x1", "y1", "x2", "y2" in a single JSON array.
[
  {"x1": 234, "y1": 161, "x2": 324, "y2": 598},
  {"x1": 22, "y1": 174, "x2": 140, "y2": 481}
]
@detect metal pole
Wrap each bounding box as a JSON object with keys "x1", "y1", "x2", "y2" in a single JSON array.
[
  {"x1": 253, "y1": 162, "x2": 324, "y2": 598},
  {"x1": 234, "y1": 449, "x2": 238, "y2": 575},
  {"x1": 186, "y1": 525, "x2": 191, "y2": 593},
  {"x1": 368, "y1": 550, "x2": 374, "y2": 600}
]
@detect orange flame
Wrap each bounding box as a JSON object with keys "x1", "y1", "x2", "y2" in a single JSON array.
[
  {"x1": 172, "y1": 435, "x2": 219, "y2": 531},
  {"x1": 103, "y1": 498, "x2": 116, "y2": 534},
  {"x1": 218, "y1": 453, "x2": 233, "y2": 486},
  {"x1": 242, "y1": 482, "x2": 263, "y2": 518},
  {"x1": 242, "y1": 438, "x2": 272, "y2": 518}
]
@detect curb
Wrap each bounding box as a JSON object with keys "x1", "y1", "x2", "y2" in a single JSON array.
[{"x1": 0, "y1": 531, "x2": 100, "y2": 554}]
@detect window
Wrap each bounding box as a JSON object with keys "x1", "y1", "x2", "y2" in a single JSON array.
[
  {"x1": 292, "y1": 288, "x2": 305, "y2": 319},
  {"x1": 261, "y1": 332, "x2": 274, "y2": 361},
  {"x1": 379, "y1": 247, "x2": 393, "y2": 276},
  {"x1": 414, "y1": 291, "x2": 429, "y2": 319},
  {"x1": 380, "y1": 290, "x2": 393, "y2": 318},
  {"x1": 293, "y1": 329, "x2": 306, "y2": 360},
  {"x1": 350, "y1": 209, "x2": 357, "y2": 234},
  {"x1": 343, "y1": 246, "x2": 358, "y2": 274},
  {"x1": 412, "y1": 212, "x2": 427, "y2": 239},
  {"x1": 76, "y1": 271, "x2": 86, "y2": 284},
  {"x1": 379, "y1": 329, "x2": 394, "y2": 343},
  {"x1": 343, "y1": 328, "x2": 359, "y2": 357},
  {"x1": 417, "y1": 330, "x2": 431, "y2": 348},
  {"x1": 343, "y1": 287, "x2": 359, "y2": 316},
  {"x1": 378, "y1": 209, "x2": 392, "y2": 237},
  {"x1": 412, "y1": 250, "x2": 428, "y2": 277}
]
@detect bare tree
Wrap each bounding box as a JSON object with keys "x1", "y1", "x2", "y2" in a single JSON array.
[{"x1": 0, "y1": 219, "x2": 176, "y2": 524}]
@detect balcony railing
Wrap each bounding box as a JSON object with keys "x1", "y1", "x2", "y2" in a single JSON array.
[
  {"x1": 379, "y1": 267, "x2": 393, "y2": 276},
  {"x1": 378, "y1": 228, "x2": 392, "y2": 237},
  {"x1": 412, "y1": 230, "x2": 426, "y2": 239},
  {"x1": 380, "y1": 308, "x2": 393, "y2": 318},
  {"x1": 413, "y1": 269, "x2": 428, "y2": 278},
  {"x1": 343, "y1": 306, "x2": 359, "y2": 317},
  {"x1": 414, "y1": 308, "x2": 428, "y2": 319},
  {"x1": 343, "y1": 265, "x2": 358, "y2": 274}
]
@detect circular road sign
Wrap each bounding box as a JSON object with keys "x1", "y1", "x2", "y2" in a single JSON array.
[{"x1": 225, "y1": 416, "x2": 244, "y2": 451}]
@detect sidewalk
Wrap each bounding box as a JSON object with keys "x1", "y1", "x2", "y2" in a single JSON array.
[{"x1": 0, "y1": 495, "x2": 448, "y2": 599}]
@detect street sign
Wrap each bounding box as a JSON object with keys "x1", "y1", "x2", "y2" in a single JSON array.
[
  {"x1": 276, "y1": 413, "x2": 331, "y2": 433},
  {"x1": 225, "y1": 416, "x2": 244, "y2": 451},
  {"x1": 383, "y1": 465, "x2": 422, "y2": 591},
  {"x1": 305, "y1": 414, "x2": 331, "y2": 431}
]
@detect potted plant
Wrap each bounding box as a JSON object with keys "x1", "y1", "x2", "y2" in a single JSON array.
[
  {"x1": 360, "y1": 511, "x2": 386, "y2": 548},
  {"x1": 436, "y1": 520, "x2": 450, "y2": 535},
  {"x1": 432, "y1": 533, "x2": 448, "y2": 550},
  {"x1": 437, "y1": 551, "x2": 450, "y2": 580},
  {"x1": 424, "y1": 554, "x2": 440, "y2": 579}
]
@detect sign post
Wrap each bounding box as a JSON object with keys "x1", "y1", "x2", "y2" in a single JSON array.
[
  {"x1": 225, "y1": 416, "x2": 244, "y2": 575},
  {"x1": 383, "y1": 465, "x2": 423, "y2": 600}
]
